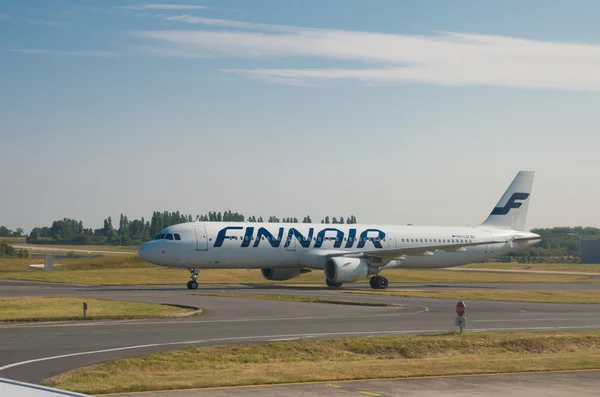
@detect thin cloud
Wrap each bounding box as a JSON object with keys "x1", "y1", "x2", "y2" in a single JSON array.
[
  {"x1": 28, "y1": 19, "x2": 68, "y2": 28},
  {"x1": 119, "y1": 4, "x2": 208, "y2": 10},
  {"x1": 133, "y1": 18, "x2": 600, "y2": 91},
  {"x1": 163, "y1": 15, "x2": 298, "y2": 32},
  {"x1": 9, "y1": 49, "x2": 115, "y2": 57}
]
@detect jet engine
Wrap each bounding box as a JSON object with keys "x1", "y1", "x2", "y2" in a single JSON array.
[
  {"x1": 261, "y1": 268, "x2": 304, "y2": 281},
  {"x1": 324, "y1": 257, "x2": 377, "y2": 284}
]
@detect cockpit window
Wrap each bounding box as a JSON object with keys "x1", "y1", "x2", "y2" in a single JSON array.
[
  {"x1": 154, "y1": 234, "x2": 166, "y2": 240},
  {"x1": 165, "y1": 234, "x2": 174, "y2": 240},
  {"x1": 174, "y1": 234, "x2": 181, "y2": 241}
]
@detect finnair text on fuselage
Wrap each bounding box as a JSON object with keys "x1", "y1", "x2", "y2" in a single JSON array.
[{"x1": 213, "y1": 225, "x2": 477, "y2": 250}]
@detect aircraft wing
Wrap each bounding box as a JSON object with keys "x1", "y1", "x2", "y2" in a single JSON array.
[
  {"x1": 322, "y1": 239, "x2": 509, "y2": 266},
  {"x1": 1, "y1": 377, "x2": 91, "y2": 397}
]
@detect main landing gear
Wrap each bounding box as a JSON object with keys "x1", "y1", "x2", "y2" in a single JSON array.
[
  {"x1": 370, "y1": 275, "x2": 388, "y2": 290},
  {"x1": 326, "y1": 279, "x2": 343, "y2": 288},
  {"x1": 187, "y1": 267, "x2": 199, "y2": 290}
]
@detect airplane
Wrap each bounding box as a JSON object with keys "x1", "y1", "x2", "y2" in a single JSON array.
[{"x1": 138, "y1": 171, "x2": 540, "y2": 290}]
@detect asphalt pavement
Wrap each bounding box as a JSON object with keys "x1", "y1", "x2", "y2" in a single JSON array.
[
  {"x1": 1, "y1": 280, "x2": 599, "y2": 385},
  {"x1": 108, "y1": 371, "x2": 600, "y2": 397}
]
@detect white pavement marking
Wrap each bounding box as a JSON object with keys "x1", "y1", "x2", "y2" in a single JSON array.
[
  {"x1": 473, "y1": 317, "x2": 600, "y2": 323},
  {"x1": 2, "y1": 325, "x2": 600, "y2": 373},
  {"x1": 0, "y1": 307, "x2": 430, "y2": 329}
]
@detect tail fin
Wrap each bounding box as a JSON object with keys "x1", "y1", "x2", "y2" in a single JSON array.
[{"x1": 480, "y1": 170, "x2": 535, "y2": 231}]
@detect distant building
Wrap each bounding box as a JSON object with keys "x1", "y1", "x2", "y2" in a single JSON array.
[{"x1": 580, "y1": 240, "x2": 600, "y2": 264}]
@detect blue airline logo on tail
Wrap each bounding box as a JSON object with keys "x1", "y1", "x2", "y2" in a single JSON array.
[{"x1": 490, "y1": 193, "x2": 530, "y2": 215}]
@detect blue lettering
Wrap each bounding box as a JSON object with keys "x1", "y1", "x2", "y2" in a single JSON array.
[
  {"x1": 490, "y1": 193, "x2": 530, "y2": 215},
  {"x1": 357, "y1": 229, "x2": 385, "y2": 249},
  {"x1": 345, "y1": 228, "x2": 356, "y2": 248},
  {"x1": 213, "y1": 226, "x2": 243, "y2": 248},
  {"x1": 241, "y1": 227, "x2": 254, "y2": 247},
  {"x1": 284, "y1": 228, "x2": 314, "y2": 248},
  {"x1": 314, "y1": 228, "x2": 344, "y2": 248},
  {"x1": 254, "y1": 227, "x2": 284, "y2": 248}
]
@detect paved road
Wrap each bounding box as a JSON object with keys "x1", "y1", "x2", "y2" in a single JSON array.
[
  {"x1": 12, "y1": 245, "x2": 131, "y2": 255},
  {"x1": 448, "y1": 267, "x2": 600, "y2": 277},
  {"x1": 0, "y1": 280, "x2": 599, "y2": 385},
  {"x1": 108, "y1": 371, "x2": 600, "y2": 397}
]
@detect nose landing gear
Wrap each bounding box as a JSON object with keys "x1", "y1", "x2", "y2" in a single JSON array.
[{"x1": 187, "y1": 267, "x2": 199, "y2": 290}]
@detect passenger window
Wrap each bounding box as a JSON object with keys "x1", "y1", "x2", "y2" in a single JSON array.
[
  {"x1": 174, "y1": 234, "x2": 181, "y2": 241},
  {"x1": 165, "y1": 234, "x2": 174, "y2": 240}
]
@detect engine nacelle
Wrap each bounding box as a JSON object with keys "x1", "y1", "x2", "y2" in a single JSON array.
[
  {"x1": 261, "y1": 268, "x2": 303, "y2": 281},
  {"x1": 324, "y1": 257, "x2": 375, "y2": 284}
]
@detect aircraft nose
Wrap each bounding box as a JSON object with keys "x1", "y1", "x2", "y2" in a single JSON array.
[{"x1": 138, "y1": 242, "x2": 151, "y2": 261}]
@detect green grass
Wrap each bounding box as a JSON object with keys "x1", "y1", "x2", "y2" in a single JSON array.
[
  {"x1": 1, "y1": 256, "x2": 599, "y2": 286},
  {"x1": 0, "y1": 296, "x2": 194, "y2": 322},
  {"x1": 195, "y1": 292, "x2": 395, "y2": 306},
  {"x1": 0, "y1": 255, "x2": 151, "y2": 272},
  {"x1": 2, "y1": 263, "x2": 599, "y2": 286},
  {"x1": 340, "y1": 289, "x2": 600, "y2": 304},
  {"x1": 45, "y1": 331, "x2": 600, "y2": 394}
]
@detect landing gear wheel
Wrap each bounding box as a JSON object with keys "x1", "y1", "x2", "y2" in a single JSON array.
[
  {"x1": 369, "y1": 276, "x2": 378, "y2": 289},
  {"x1": 187, "y1": 267, "x2": 200, "y2": 289},
  {"x1": 370, "y1": 276, "x2": 389, "y2": 290},
  {"x1": 326, "y1": 279, "x2": 343, "y2": 288},
  {"x1": 376, "y1": 276, "x2": 388, "y2": 289}
]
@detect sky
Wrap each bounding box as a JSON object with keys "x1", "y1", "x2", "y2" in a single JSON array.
[{"x1": 1, "y1": 0, "x2": 600, "y2": 233}]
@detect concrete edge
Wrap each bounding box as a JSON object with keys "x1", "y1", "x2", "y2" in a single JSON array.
[
  {"x1": 0, "y1": 304, "x2": 202, "y2": 323},
  {"x1": 160, "y1": 304, "x2": 202, "y2": 318}
]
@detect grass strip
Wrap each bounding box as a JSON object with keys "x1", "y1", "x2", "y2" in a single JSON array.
[
  {"x1": 0, "y1": 296, "x2": 194, "y2": 322},
  {"x1": 194, "y1": 292, "x2": 396, "y2": 307},
  {"x1": 2, "y1": 261, "x2": 599, "y2": 285},
  {"x1": 340, "y1": 289, "x2": 600, "y2": 304},
  {"x1": 45, "y1": 331, "x2": 600, "y2": 394}
]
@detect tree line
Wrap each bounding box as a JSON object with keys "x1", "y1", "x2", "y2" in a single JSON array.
[
  {"x1": 0, "y1": 226, "x2": 24, "y2": 238},
  {"x1": 507, "y1": 226, "x2": 600, "y2": 258},
  {"x1": 6, "y1": 211, "x2": 359, "y2": 246}
]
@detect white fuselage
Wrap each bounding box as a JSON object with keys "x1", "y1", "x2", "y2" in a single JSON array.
[{"x1": 138, "y1": 222, "x2": 539, "y2": 270}]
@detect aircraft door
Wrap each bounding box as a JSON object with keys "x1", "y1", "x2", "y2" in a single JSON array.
[
  {"x1": 387, "y1": 233, "x2": 397, "y2": 249},
  {"x1": 194, "y1": 226, "x2": 209, "y2": 251}
]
